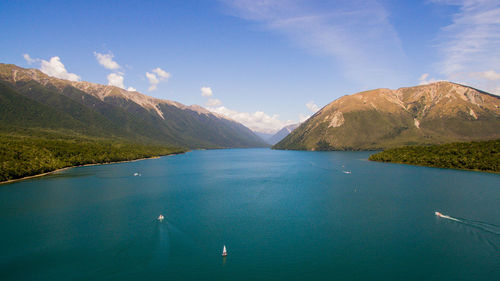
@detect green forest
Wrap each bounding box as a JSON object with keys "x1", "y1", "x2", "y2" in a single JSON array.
[
  {"x1": 0, "y1": 134, "x2": 186, "y2": 182},
  {"x1": 369, "y1": 139, "x2": 500, "y2": 173}
]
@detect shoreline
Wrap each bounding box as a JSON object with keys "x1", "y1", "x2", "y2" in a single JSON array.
[
  {"x1": 0, "y1": 152, "x2": 186, "y2": 185},
  {"x1": 368, "y1": 159, "x2": 500, "y2": 174}
]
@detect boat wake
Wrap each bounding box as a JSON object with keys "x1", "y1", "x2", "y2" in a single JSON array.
[
  {"x1": 308, "y1": 161, "x2": 351, "y2": 174},
  {"x1": 435, "y1": 211, "x2": 500, "y2": 236}
]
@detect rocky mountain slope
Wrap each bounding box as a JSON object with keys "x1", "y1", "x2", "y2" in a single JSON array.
[
  {"x1": 0, "y1": 63, "x2": 267, "y2": 148},
  {"x1": 274, "y1": 82, "x2": 500, "y2": 150},
  {"x1": 268, "y1": 123, "x2": 299, "y2": 145}
]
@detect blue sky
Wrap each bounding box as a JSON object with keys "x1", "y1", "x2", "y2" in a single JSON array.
[{"x1": 1, "y1": 0, "x2": 499, "y2": 133}]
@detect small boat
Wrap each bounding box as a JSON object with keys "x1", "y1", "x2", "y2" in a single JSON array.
[
  {"x1": 158, "y1": 214, "x2": 164, "y2": 221},
  {"x1": 134, "y1": 172, "x2": 140, "y2": 176},
  {"x1": 434, "y1": 211, "x2": 460, "y2": 222},
  {"x1": 343, "y1": 170, "x2": 351, "y2": 174},
  {"x1": 222, "y1": 245, "x2": 227, "y2": 257}
]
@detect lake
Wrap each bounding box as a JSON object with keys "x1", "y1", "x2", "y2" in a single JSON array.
[{"x1": 1, "y1": 148, "x2": 499, "y2": 280}]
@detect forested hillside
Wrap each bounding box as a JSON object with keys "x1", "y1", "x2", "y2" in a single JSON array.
[
  {"x1": 369, "y1": 140, "x2": 500, "y2": 172},
  {"x1": 0, "y1": 133, "x2": 185, "y2": 182}
]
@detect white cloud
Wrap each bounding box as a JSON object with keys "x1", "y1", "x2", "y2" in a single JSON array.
[
  {"x1": 146, "y1": 72, "x2": 159, "y2": 91},
  {"x1": 208, "y1": 105, "x2": 294, "y2": 134},
  {"x1": 299, "y1": 113, "x2": 310, "y2": 123},
  {"x1": 153, "y1": 67, "x2": 170, "y2": 79},
  {"x1": 94, "y1": 52, "x2": 120, "y2": 70},
  {"x1": 106, "y1": 72, "x2": 135, "y2": 90},
  {"x1": 221, "y1": 0, "x2": 409, "y2": 87},
  {"x1": 418, "y1": 73, "x2": 441, "y2": 85},
  {"x1": 298, "y1": 101, "x2": 320, "y2": 123},
  {"x1": 201, "y1": 86, "x2": 213, "y2": 97},
  {"x1": 200, "y1": 85, "x2": 295, "y2": 132},
  {"x1": 206, "y1": 98, "x2": 222, "y2": 106},
  {"x1": 23, "y1": 54, "x2": 37, "y2": 64},
  {"x1": 306, "y1": 101, "x2": 320, "y2": 113},
  {"x1": 40, "y1": 56, "x2": 80, "y2": 81},
  {"x1": 470, "y1": 70, "x2": 500, "y2": 81},
  {"x1": 146, "y1": 67, "x2": 170, "y2": 91},
  {"x1": 127, "y1": 87, "x2": 137, "y2": 91},
  {"x1": 107, "y1": 73, "x2": 125, "y2": 88}
]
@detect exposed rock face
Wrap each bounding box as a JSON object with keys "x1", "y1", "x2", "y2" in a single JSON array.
[
  {"x1": 274, "y1": 82, "x2": 500, "y2": 150},
  {"x1": 328, "y1": 111, "x2": 344, "y2": 128},
  {"x1": 3, "y1": 64, "x2": 229, "y2": 120},
  {"x1": 0, "y1": 63, "x2": 268, "y2": 148}
]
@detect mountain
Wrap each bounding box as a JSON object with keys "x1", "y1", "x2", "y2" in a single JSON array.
[
  {"x1": 254, "y1": 131, "x2": 274, "y2": 144},
  {"x1": 268, "y1": 123, "x2": 299, "y2": 145},
  {"x1": 0, "y1": 63, "x2": 268, "y2": 148},
  {"x1": 274, "y1": 82, "x2": 500, "y2": 150}
]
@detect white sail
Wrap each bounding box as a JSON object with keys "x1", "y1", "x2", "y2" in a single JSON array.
[{"x1": 222, "y1": 245, "x2": 227, "y2": 256}]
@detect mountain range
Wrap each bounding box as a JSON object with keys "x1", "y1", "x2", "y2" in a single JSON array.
[
  {"x1": 0, "y1": 63, "x2": 268, "y2": 149},
  {"x1": 255, "y1": 123, "x2": 299, "y2": 145},
  {"x1": 274, "y1": 82, "x2": 500, "y2": 150}
]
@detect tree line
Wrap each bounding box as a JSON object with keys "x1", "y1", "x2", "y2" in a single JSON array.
[
  {"x1": 0, "y1": 134, "x2": 186, "y2": 182},
  {"x1": 369, "y1": 139, "x2": 500, "y2": 173}
]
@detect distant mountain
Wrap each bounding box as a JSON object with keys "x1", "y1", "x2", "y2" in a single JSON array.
[
  {"x1": 254, "y1": 131, "x2": 274, "y2": 144},
  {"x1": 268, "y1": 123, "x2": 299, "y2": 145},
  {"x1": 0, "y1": 63, "x2": 268, "y2": 148},
  {"x1": 274, "y1": 82, "x2": 500, "y2": 150}
]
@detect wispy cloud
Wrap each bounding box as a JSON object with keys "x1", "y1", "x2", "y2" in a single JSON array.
[
  {"x1": 23, "y1": 54, "x2": 38, "y2": 64},
  {"x1": 206, "y1": 98, "x2": 222, "y2": 106},
  {"x1": 146, "y1": 67, "x2": 170, "y2": 91},
  {"x1": 305, "y1": 101, "x2": 320, "y2": 113},
  {"x1": 418, "y1": 73, "x2": 441, "y2": 85},
  {"x1": 470, "y1": 70, "x2": 500, "y2": 81},
  {"x1": 299, "y1": 100, "x2": 322, "y2": 123},
  {"x1": 432, "y1": 0, "x2": 500, "y2": 94},
  {"x1": 298, "y1": 113, "x2": 310, "y2": 123},
  {"x1": 220, "y1": 0, "x2": 408, "y2": 88},
  {"x1": 39, "y1": 56, "x2": 81, "y2": 81}
]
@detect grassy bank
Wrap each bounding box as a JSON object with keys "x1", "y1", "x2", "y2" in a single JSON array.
[
  {"x1": 0, "y1": 134, "x2": 186, "y2": 182},
  {"x1": 368, "y1": 139, "x2": 500, "y2": 173}
]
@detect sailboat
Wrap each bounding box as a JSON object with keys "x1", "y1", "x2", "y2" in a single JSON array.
[
  {"x1": 158, "y1": 214, "x2": 164, "y2": 221},
  {"x1": 222, "y1": 245, "x2": 227, "y2": 257}
]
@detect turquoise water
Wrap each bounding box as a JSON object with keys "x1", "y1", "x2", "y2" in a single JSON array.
[{"x1": 1, "y1": 148, "x2": 499, "y2": 280}]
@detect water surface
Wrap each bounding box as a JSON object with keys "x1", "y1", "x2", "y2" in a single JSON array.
[{"x1": 1, "y1": 149, "x2": 499, "y2": 280}]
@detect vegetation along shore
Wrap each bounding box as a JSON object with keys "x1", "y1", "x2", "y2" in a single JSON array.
[
  {"x1": 369, "y1": 139, "x2": 500, "y2": 173},
  {"x1": 0, "y1": 134, "x2": 186, "y2": 183}
]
